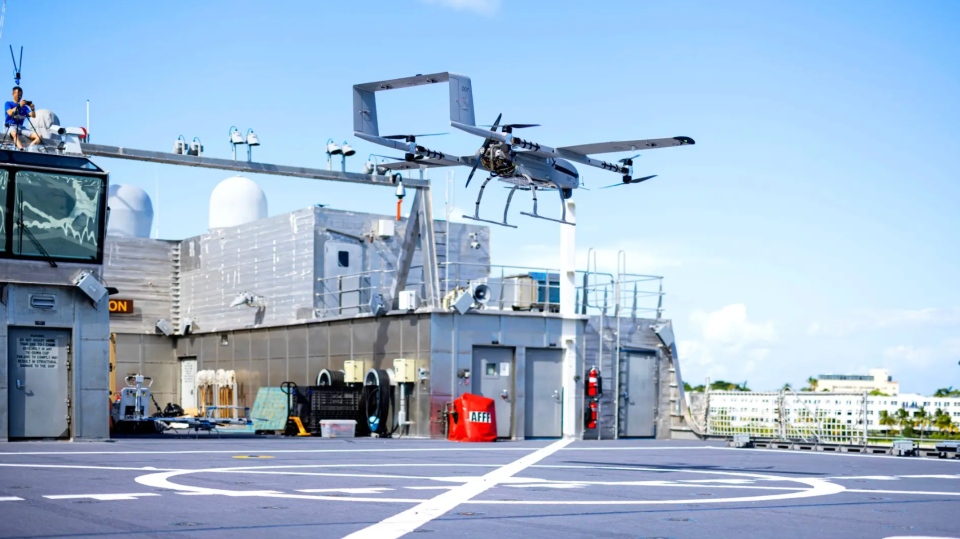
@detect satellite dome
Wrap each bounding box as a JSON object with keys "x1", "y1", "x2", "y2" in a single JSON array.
[
  {"x1": 209, "y1": 176, "x2": 268, "y2": 229},
  {"x1": 29, "y1": 109, "x2": 60, "y2": 138},
  {"x1": 107, "y1": 184, "x2": 154, "y2": 238}
]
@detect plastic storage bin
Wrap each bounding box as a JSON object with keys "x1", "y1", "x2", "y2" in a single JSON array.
[{"x1": 320, "y1": 419, "x2": 357, "y2": 438}]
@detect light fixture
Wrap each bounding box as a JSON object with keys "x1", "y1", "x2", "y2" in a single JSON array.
[
  {"x1": 339, "y1": 140, "x2": 355, "y2": 172},
  {"x1": 363, "y1": 154, "x2": 376, "y2": 174},
  {"x1": 173, "y1": 135, "x2": 187, "y2": 154},
  {"x1": 188, "y1": 137, "x2": 203, "y2": 156},
  {"x1": 326, "y1": 138, "x2": 342, "y2": 170},
  {"x1": 229, "y1": 126, "x2": 245, "y2": 160},
  {"x1": 245, "y1": 128, "x2": 260, "y2": 162},
  {"x1": 229, "y1": 290, "x2": 264, "y2": 308}
]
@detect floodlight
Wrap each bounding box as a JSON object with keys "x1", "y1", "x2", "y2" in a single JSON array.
[
  {"x1": 395, "y1": 179, "x2": 406, "y2": 199},
  {"x1": 188, "y1": 137, "x2": 203, "y2": 156},
  {"x1": 246, "y1": 128, "x2": 260, "y2": 146},
  {"x1": 363, "y1": 155, "x2": 377, "y2": 175},
  {"x1": 341, "y1": 141, "x2": 355, "y2": 157},
  {"x1": 173, "y1": 135, "x2": 187, "y2": 154},
  {"x1": 326, "y1": 139, "x2": 342, "y2": 155},
  {"x1": 229, "y1": 126, "x2": 245, "y2": 145}
]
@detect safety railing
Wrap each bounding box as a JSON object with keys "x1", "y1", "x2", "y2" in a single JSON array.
[
  {"x1": 314, "y1": 268, "x2": 425, "y2": 318},
  {"x1": 702, "y1": 389, "x2": 872, "y2": 445},
  {"x1": 440, "y1": 261, "x2": 563, "y2": 313}
]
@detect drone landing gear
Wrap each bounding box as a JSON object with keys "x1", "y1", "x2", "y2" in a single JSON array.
[
  {"x1": 462, "y1": 176, "x2": 519, "y2": 228},
  {"x1": 520, "y1": 185, "x2": 575, "y2": 226}
]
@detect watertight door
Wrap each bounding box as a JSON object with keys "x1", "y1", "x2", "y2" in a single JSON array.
[
  {"x1": 472, "y1": 346, "x2": 515, "y2": 438},
  {"x1": 8, "y1": 327, "x2": 71, "y2": 438},
  {"x1": 525, "y1": 348, "x2": 563, "y2": 438},
  {"x1": 180, "y1": 357, "x2": 198, "y2": 410},
  {"x1": 620, "y1": 351, "x2": 657, "y2": 437}
]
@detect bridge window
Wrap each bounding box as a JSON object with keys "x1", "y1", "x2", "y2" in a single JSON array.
[{"x1": 10, "y1": 170, "x2": 105, "y2": 262}]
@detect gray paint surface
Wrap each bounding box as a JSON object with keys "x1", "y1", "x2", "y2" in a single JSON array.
[
  {"x1": 524, "y1": 347, "x2": 563, "y2": 438},
  {"x1": 7, "y1": 327, "x2": 70, "y2": 438}
]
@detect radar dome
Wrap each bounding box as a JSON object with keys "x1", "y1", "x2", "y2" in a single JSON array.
[
  {"x1": 29, "y1": 109, "x2": 60, "y2": 138},
  {"x1": 107, "y1": 184, "x2": 154, "y2": 238},
  {"x1": 209, "y1": 176, "x2": 268, "y2": 229}
]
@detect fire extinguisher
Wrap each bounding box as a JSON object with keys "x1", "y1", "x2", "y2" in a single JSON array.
[
  {"x1": 586, "y1": 366, "x2": 602, "y2": 397},
  {"x1": 584, "y1": 366, "x2": 602, "y2": 429}
]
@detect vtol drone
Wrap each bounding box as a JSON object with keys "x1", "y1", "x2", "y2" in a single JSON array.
[{"x1": 353, "y1": 72, "x2": 694, "y2": 227}]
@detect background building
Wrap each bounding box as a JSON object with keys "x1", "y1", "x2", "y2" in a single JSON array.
[{"x1": 816, "y1": 368, "x2": 899, "y2": 395}]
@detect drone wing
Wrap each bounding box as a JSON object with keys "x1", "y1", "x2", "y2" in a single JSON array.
[{"x1": 559, "y1": 136, "x2": 695, "y2": 156}]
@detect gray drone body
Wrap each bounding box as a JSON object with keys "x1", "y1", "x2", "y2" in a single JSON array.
[{"x1": 352, "y1": 72, "x2": 694, "y2": 227}]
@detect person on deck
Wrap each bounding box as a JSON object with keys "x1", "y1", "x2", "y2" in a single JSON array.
[{"x1": 4, "y1": 86, "x2": 40, "y2": 150}]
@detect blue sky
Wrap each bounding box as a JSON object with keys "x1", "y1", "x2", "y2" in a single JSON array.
[{"x1": 10, "y1": 0, "x2": 958, "y2": 393}]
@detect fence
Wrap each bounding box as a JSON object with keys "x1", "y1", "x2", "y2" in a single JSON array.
[{"x1": 703, "y1": 389, "x2": 870, "y2": 445}]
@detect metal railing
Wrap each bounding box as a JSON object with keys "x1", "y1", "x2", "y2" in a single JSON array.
[
  {"x1": 314, "y1": 268, "x2": 425, "y2": 318},
  {"x1": 702, "y1": 390, "x2": 874, "y2": 445}
]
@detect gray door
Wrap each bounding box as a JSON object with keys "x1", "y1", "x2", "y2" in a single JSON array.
[
  {"x1": 525, "y1": 348, "x2": 563, "y2": 438},
  {"x1": 323, "y1": 241, "x2": 364, "y2": 316},
  {"x1": 619, "y1": 351, "x2": 657, "y2": 437},
  {"x1": 472, "y1": 346, "x2": 515, "y2": 438},
  {"x1": 8, "y1": 328, "x2": 71, "y2": 438}
]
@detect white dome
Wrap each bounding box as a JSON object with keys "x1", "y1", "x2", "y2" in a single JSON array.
[
  {"x1": 30, "y1": 109, "x2": 60, "y2": 138},
  {"x1": 107, "y1": 184, "x2": 153, "y2": 238},
  {"x1": 209, "y1": 176, "x2": 268, "y2": 229}
]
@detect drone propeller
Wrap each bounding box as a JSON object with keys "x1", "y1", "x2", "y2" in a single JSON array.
[
  {"x1": 382, "y1": 133, "x2": 448, "y2": 142},
  {"x1": 618, "y1": 154, "x2": 641, "y2": 164},
  {"x1": 599, "y1": 174, "x2": 658, "y2": 189},
  {"x1": 466, "y1": 113, "x2": 502, "y2": 188},
  {"x1": 478, "y1": 122, "x2": 540, "y2": 133}
]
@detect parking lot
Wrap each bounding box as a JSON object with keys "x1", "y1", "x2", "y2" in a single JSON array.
[{"x1": 0, "y1": 437, "x2": 958, "y2": 538}]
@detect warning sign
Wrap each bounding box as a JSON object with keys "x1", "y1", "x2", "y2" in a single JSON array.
[
  {"x1": 109, "y1": 299, "x2": 134, "y2": 314},
  {"x1": 15, "y1": 334, "x2": 59, "y2": 369}
]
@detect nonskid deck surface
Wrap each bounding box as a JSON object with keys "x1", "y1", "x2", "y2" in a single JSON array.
[{"x1": 0, "y1": 438, "x2": 957, "y2": 539}]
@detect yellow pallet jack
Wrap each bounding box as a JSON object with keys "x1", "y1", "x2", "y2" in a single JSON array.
[{"x1": 281, "y1": 382, "x2": 312, "y2": 436}]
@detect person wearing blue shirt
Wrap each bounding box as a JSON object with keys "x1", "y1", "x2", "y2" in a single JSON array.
[{"x1": 4, "y1": 86, "x2": 40, "y2": 150}]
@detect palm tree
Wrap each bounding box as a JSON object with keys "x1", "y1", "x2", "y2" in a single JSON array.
[
  {"x1": 914, "y1": 407, "x2": 931, "y2": 439},
  {"x1": 782, "y1": 383, "x2": 792, "y2": 391},
  {"x1": 807, "y1": 377, "x2": 819, "y2": 391},
  {"x1": 934, "y1": 387, "x2": 954, "y2": 397},
  {"x1": 895, "y1": 407, "x2": 912, "y2": 435},
  {"x1": 934, "y1": 409, "x2": 954, "y2": 434},
  {"x1": 878, "y1": 410, "x2": 897, "y2": 434}
]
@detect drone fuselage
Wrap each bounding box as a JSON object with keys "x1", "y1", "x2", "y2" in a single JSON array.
[{"x1": 488, "y1": 147, "x2": 579, "y2": 196}]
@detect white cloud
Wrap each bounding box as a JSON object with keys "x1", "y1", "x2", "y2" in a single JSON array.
[
  {"x1": 690, "y1": 303, "x2": 775, "y2": 346},
  {"x1": 807, "y1": 307, "x2": 960, "y2": 337},
  {"x1": 679, "y1": 304, "x2": 775, "y2": 385},
  {"x1": 881, "y1": 338, "x2": 960, "y2": 368},
  {"x1": 418, "y1": 0, "x2": 501, "y2": 16}
]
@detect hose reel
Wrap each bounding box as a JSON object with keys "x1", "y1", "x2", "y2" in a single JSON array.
[
  {"x1": 364, "y1": 368, "x2": 395, "y2": 437},
  {"x1": 316, "y1": 368, "x2": 346, "y2": 387}
]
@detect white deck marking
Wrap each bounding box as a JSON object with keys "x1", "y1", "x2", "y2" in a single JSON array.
[
  {"x1": 297, "y1": 488, "x2": 394, "y2": 494},
  {"x1": 340, "y1": 438, "x2": 573, "y2": 539},
  {"x1": 0, "y1": 497, "x2": 23, "y2": 501},
  {"x1": 44, "y1": 493, "x2": 161, "y2": 501},
  {"x1": 0, "y1": 464, "x2": 177, "y2": 472},
  {"x1": 845, "y1": 489, "x2": 960, "y2": 496}
]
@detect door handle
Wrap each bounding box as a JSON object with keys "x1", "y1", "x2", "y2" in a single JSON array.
[
  {"x1": 552, "y1": 390, "x2": 561, "y2": 402},
  {"x1": 16, "y1": 379, "x2": 22, "y2": 389},
  {"x1": 500, "y1": 389, "x2": 509, "y2": 401}
]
